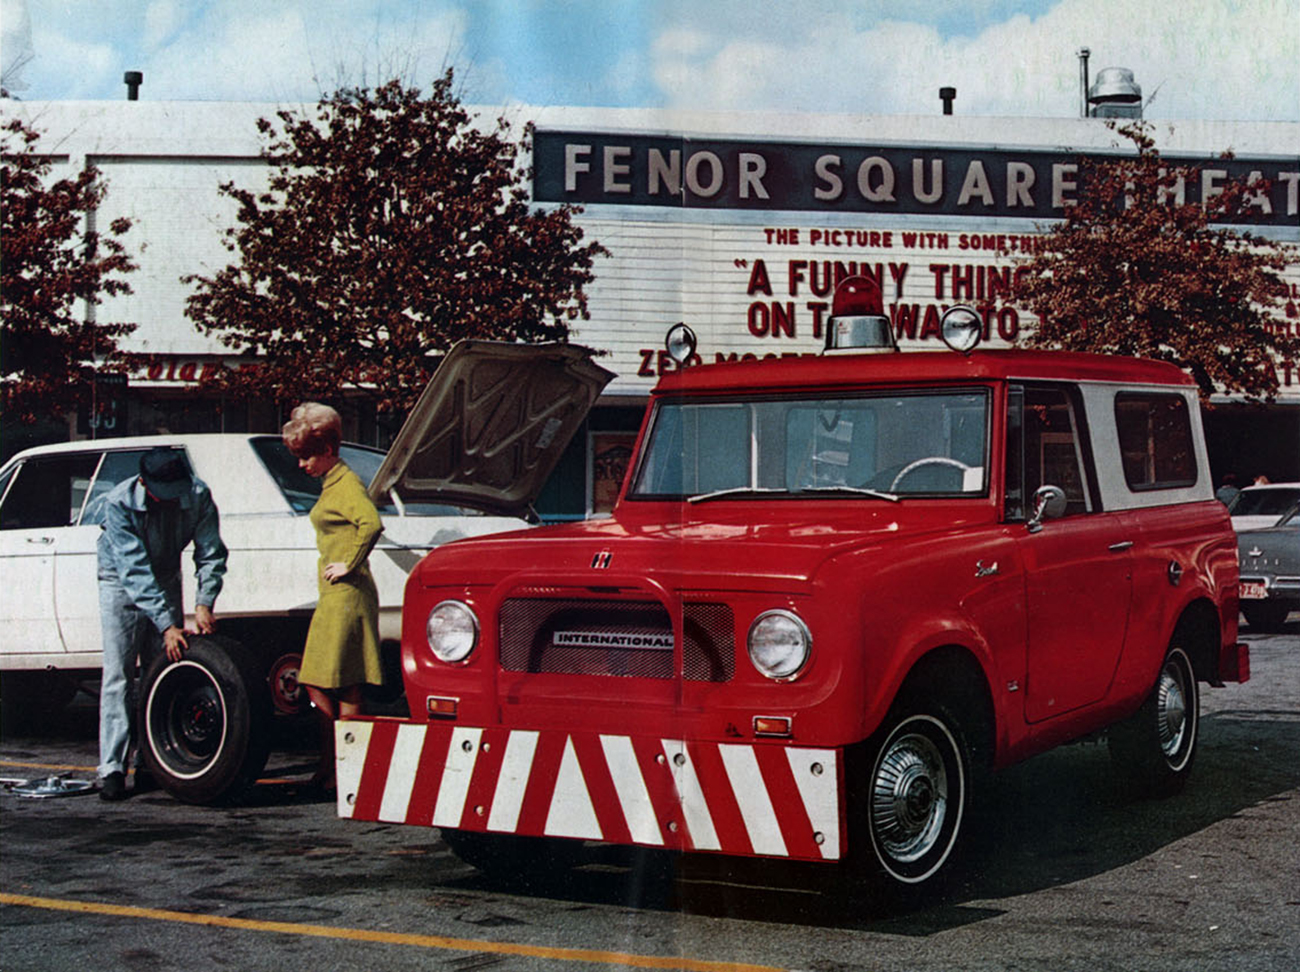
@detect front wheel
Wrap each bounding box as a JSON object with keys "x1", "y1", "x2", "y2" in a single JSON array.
[
  {"x1": 853, "y1": 702, "x2": 973, "y2": 891},
  {"x1": 441, "y1": 830, "x2": 585, "y2": 887},
  {"x1": 139, "y1": 634, "x2": 271, "y2": 804},
  {"x1": 1108, "y1": 645, "x2": 1198, "y2": 796}
]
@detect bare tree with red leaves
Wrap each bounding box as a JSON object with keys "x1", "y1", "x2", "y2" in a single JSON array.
[
  {"x1": 185, "y1": 71, "x2": 607, "y2": 419},
  {"x1": 1, "y1": 116, "x2": 136, "y2": 425},
  {"x1": 1015, "y1": 122, "x2": 1298, "y2": 404}
]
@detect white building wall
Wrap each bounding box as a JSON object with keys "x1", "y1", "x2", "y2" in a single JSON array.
[{"x1": 5, "y1": 100, "x2": 1298, "y2": 401}]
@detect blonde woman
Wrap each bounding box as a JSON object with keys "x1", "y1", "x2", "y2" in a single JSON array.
[{"x1": 281, "y1": 402, "x2": 384, "y2": 788}]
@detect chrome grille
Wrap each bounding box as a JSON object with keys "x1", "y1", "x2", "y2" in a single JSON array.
[{"x1": 499, "y1": 598, "x2": 734, "y2": 681}]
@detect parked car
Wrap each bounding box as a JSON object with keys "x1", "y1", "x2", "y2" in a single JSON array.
[
  {"x1": 1238, "y1": 505, "x2": 1300, "y2": 631},
  {"x1": 0, "y1": 342, "x2": 609, "y2": 803},
  {"x1": 332, "y1": 310, "x2": 1249, "y2": 898},
  {"x1": 1228, "y1": 482, "x2": 1300, "y2": 531}
]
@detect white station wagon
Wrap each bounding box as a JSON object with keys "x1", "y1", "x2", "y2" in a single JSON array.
[{"x1": 0, "y1": 343, "x2": 608, "y2": 803}]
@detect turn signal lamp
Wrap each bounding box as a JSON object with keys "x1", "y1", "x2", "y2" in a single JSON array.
[
  {"x1": 753, "y1": 715, "x2": 793, "y2": 738},
  {"x1": 824, "y1": 275, "x2": 897, "y2": 353},
  {"x1": 426, "y1": 696, "x2": 459, "y2": 718}
]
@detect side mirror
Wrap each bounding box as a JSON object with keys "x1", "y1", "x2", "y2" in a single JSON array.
[{"x1": 1027, "y1": 485, "x2": 1067, "y2": 533}]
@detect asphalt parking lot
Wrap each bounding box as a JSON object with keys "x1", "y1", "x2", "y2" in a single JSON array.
[{"x1": 2, "y1": 623, "x2": 1298, "y2": 972}]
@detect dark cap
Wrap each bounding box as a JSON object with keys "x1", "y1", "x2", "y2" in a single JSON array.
[{"x1": 139, "y1": 447, "x2": 192, "y2": 501}]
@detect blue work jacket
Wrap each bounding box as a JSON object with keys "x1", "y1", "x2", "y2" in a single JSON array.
[{"x1": 94, "y1": 476, "x2": 228, "y2": 633}]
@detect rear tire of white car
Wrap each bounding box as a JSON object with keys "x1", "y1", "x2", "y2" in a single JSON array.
[
  {"x1": 139, "y1": 634, "x2": 271, "y2": 805},
  {"x1": 1108, "y1": 644, "x2": 1199, "y2": 797},
  {"x1": 265, "y1": 650, "x2": 307, "y2": 716}
]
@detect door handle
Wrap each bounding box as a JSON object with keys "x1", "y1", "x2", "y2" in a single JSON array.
[
  {"x1": 1108, "y1": 541, "x2": 1134, "y2": 552},
  {"x1": 26, "y1": 536, "x2": 55, "y2": 545}
]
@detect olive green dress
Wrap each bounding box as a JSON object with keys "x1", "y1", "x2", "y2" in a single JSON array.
[{"x1": 299, "y1": 460, "x2": 384, "y2": 689}]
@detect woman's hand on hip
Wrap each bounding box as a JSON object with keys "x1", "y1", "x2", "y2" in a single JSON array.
[{"x1": 323, "y1": 562, "x2": 350, "y2": 583}]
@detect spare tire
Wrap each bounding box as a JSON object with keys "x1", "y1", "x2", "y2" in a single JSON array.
[{"x1": 139, "y1": 634, "x2": 271, "y2": 805}]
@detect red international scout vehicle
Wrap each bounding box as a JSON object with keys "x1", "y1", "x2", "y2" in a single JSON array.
[{"x1": 336, "y1": 290, "x2": 1248, "y2": 894}]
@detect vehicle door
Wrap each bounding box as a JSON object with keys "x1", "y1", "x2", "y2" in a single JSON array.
[
  {"x1": 0, "y1": 451, "x2": 101, "y2": 658},
  {"x1": 54, "y1": 447, "x2": 161, "y2": 655},
  {"x1": 1008, "y1": 383, "x2": 1136, "y2": 722}
]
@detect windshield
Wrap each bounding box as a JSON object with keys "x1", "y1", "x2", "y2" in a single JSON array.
[
  {"x1": 629, "y1": 389, "x2": 989, "y2": 500},
  {"x1": 1230, "y1": 487, "x2": 1300, "y2": 518},
  {"x1": 250, "y1": 437, "x2": 488, "y2": 516}
]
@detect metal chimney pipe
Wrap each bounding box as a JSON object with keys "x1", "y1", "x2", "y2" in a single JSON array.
[
  {"x1": 124, "y1": 71, "x2": 142, "y2": 100},
  {"x1": 1076, "y1": 49, "x2": 1090, "y2": 117},
  {"x1": 940, "y1": 86, "x2": 956, "y2": 115}
]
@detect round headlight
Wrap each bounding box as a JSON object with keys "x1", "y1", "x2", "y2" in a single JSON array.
[
  {"x1": 939, "y1": 304, "x2": 982, "y2": 354},
  {"x1": 747, "y1": 610, "x2": 811, "y2": 680},
  {"x1": 426, "y1": 600, "x2": 479, "y2": 663}
]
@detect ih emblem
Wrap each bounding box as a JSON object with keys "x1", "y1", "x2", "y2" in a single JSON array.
[{"x1": 591, "y1": 549, "x2": 613, "y2": 569}]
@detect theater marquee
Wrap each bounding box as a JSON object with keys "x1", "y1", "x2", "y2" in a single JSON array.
[{"x1": 534, "y1": 130, "x2": 1300, "y2": 226}]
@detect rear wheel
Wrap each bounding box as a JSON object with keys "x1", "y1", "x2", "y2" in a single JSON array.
[
  {"x1": 1242, "y1": 601, "x2": 1292, "y2": 633},
  {"x1": 852, "y1": 699, "x2": 974, "y2": 892},
  {"x1": 265, "y1": 650, "x2": 306, "y2": 716},
  {"x1": 140, "y1": 634, "x2": 270, "y2": 804},
  {"x1": 1108, "y1": 644, "x2": 1198, "y2": 796}
]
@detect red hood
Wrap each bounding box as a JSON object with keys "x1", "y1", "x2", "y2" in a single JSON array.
[{"x1": 416, "y1": 500, "x2": 994, "y2": 591}]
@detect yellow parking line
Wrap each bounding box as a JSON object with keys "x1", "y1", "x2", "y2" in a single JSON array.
[
  {"x1": 0, "y1": 893, "x2": 785, "y2": 972},
  {"x1": 0, "y1": 759, "x2": 93, "y2": 773}
]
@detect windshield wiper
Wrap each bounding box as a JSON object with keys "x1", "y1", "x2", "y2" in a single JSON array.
[
  {"x1": 799, "y1": 485, "x2": 901, "y2": 502},
  {"x1": 686, "y1": 486, "x2": 785, "y2": 504},
  {"x1": 685, "y1": 485, "x2": 901, "y2": 504}
]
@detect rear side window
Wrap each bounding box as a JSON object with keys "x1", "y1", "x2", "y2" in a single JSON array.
[
  {"x1": 249, "y1": 437, "x2": 482, "y2": 516},
  {"x1": 0, "y1": 453, "x2": 102, "y2": 530},
  {"x1": 1114, "y1": 393, "x2": 1197, "y2": 491},
  {"x1": 80, "y1": 449, "x2": 166, "y2": 525}
]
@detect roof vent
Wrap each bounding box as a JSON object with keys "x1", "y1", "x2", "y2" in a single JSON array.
[{"x1": 1088, "y1": 66, "x2": 1141, "y2": 119}]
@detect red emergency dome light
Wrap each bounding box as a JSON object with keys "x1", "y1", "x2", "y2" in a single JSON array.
[{"x1": 824, "y1": 275, "x2": 897, "y2": 353}]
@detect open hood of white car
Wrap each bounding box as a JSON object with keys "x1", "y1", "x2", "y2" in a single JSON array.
[{"x1": 367, "y1": 341, "x2": 615, "y2": 518}]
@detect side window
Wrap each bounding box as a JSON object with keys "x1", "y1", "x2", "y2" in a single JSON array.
[
  {"x1": 0, "y1": 453, "x2": 103, "y2": 530},
  {"x1": 80, "y1": 450, "x2": 154, "y2": 525},
  {"x1": 1006, "y1": 384, "x2": 1093, "y2": 518},
  {"x1": 0, "y1": 464, "x2": 16, "y2": 508},
  {"x1": 1114, "y1": 393, "x2": 1197, "y2": 490}
]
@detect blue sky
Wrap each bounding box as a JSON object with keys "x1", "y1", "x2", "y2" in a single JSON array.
[{"x1": 2, "y1": 0, "x2": 1297, "y2": 121}]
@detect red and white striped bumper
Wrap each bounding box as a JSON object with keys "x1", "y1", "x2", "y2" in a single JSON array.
[{"x1": 336, "y1": 720, "x2": 844, "y2": 862}]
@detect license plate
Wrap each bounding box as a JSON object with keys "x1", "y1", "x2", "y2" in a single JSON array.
[{"x1": 1240, "y1": 581, "x2": 1268, "y2": 600}]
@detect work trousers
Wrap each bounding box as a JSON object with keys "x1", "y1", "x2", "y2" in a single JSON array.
[{"x1": 97, "y1": 582, "x2": 166, "y2": 778}]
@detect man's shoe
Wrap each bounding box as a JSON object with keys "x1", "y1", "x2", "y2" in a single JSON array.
[
  {"x1": 132, "y1": 769, "x2": 158, "y2": 794},
  {"x1": 99, "y1": 771, "x2": 126, "y2": 801}
]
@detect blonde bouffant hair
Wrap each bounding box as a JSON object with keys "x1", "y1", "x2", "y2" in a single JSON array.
[{"x1": 281, "y1": 402, "x2": 342, "y2": 459}]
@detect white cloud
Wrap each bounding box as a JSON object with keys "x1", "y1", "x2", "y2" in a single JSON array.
[
  {"x1": 23, "y1": 0, "x2": 470, "y2": 103},
  {"x1": 1, "y1": 0, "x2": 35, "y2": 92},
  {"x1": 24, "y1": 24, "x2": 117, "y2": 100},
  {"x1": 648, "y1": 0, "x2": 1300, "y2": 121},
  {"x1": 143, "y1": 1, "x2": 182, "y2": 52}
]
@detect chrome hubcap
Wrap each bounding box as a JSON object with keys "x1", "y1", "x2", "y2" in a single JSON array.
[
  {"x1": 871, "y1": 732, "x2": 948, "y2": 863},
  {"x1": 1156, "y1": 663, "x2": 1187, "y2": 759}
]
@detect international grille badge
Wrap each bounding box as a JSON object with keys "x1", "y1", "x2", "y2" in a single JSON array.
[{"x1": 591, "y1": 549, "x2": 613, "y2": 569}]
